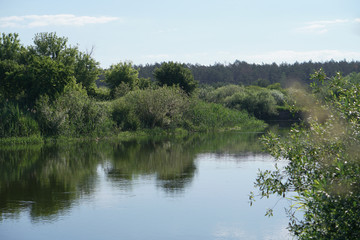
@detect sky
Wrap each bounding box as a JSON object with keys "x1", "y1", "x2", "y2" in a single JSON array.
[{"x1": 0, "y1": 0, "x2": 359, "y2": 68}]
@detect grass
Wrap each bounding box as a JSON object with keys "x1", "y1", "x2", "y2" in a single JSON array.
[
  {"x1": 0, "y1": 135, "x2": 44, "y2": 145},
  {"x1": 0, "y1": 123, "x2": 268, "y2": 146}
]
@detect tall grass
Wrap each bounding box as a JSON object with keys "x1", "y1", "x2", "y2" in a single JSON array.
[
  {"x1": 0, "y1": 101, "x2": 40, "y2": 137},
  {"x1": 184, "y1": 99, "x2": 265, "y2": 131}
]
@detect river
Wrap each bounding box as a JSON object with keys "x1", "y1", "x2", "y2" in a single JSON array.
[{"x1": 0, "y1": 131, "x2": 292, "y2": 240}]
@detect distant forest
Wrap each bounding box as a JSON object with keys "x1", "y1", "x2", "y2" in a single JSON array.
[{"x1": 135, "y1": 60, "x2": 360, "y2": 87}]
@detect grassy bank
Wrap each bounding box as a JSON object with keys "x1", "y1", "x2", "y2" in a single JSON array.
[{"x1": 0, "y1": 120, "x2": 267, "y2": 146}]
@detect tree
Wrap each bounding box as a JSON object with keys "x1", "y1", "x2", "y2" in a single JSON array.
[
  {"x1": 0, "y1": 33, "x2": 22, "y2": 61},
  {"x1": 25, "y1": 55, "x2": 75, "y2": 103},
  {"x1": 74, "y1": 50, "x2": 100, "y2": 91},
  {"x1": 30, "y1": 32, "x2": 77, "y2": 63},
  {"x1": 0, "y1": 33, "x2": 25, "y2": 101},
  {"x1": 251, "y1": 69, "x2": 360, "y2": 239},
  {"x1": 154, "y1": 61, "x2": 197, "y2": 95},
  {"x1": 0, "y1": 59, "x2": 26, "y2": 100},
  {"x1": 0, "y1": 32, "x2": 102, "y2": 104},
  {"x1": 105, "y1": 61, "x2": 139, "y2": 98}
]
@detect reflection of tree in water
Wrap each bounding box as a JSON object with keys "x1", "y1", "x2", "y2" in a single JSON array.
[
  {"x1": 105, "y1": 139, "x2": 197, "y2": 194},
  {"x1": 0, "y1": 131, "x2": 268, "y2": 221},
  {"x1": 0, "y1": 142, "x2": 110, "y2": 222}
]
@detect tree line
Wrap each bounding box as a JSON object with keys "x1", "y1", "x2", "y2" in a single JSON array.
[
  {"x1": 0, "y1": 32, "x2": 265, "y2": 139},
  {"x1": 137, "y1": 60, "x2": 360, "y2": 86}
]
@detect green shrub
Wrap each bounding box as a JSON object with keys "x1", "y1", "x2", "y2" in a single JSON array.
[
  {"x1": 0, "y1": 101, "x2": 40, "y2": 137},
  {"x1": 36, "y1": 83, "x2": 113, "y2": 136},
  {"x1": 111, "y1": 98, "x2": 140, "y2": 131},
  {"x1": 123, "y1": 86, "x2": 189, "y2": 129},
  {"x1": 184, "y1": 99, "x2": 263, "y2": 131},
  {"x1": 252, "y1": 70, "x2": 360, "y2": 239},
  {"x1": 112, "y1": 82, "x2": 132, "y2": 98},
  {"x1": 204, "y1": 84, "x2": 243, "y2": 103},
  {"x1": 88, "y1": 86, "x2": 111, "y2": 101},
  {"x1": 224, "y1": 87, "x2": 278, "y2": 119}
]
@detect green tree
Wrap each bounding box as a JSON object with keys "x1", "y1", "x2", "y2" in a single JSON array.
[
  {"x1": 251, "y1": 70, "x2": 360, "y2": 239},
  {"x1": 29, "y1": 32, "x2": 77, "y2": 63},
  {"x1": 105, "y1": 61, "x2": 139, "y2": 98},
  {"x1": 27, "y1": 32, "x2": 100, "y2": 96},
  {"x1": 0, "y1": 33, "x2": 25, "y2": 101},
  {"x1": 0, "y1": 60, "x2": 25, "y2": 101},
  {"x1": 74, "y1": 51, "x2": 100, "y2": 91},
  {"x1": 0, "y1": 33, "x2": 22, "y2": 61},
  {"x1": 24, "y1": 55, "x2": 75, "y2": 103},
  {"x1": 154, "y1": 61, "x2": 197, "y2": 95}
]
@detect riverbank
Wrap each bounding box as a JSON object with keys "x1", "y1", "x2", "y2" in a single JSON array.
[{"x1": 0, "y1": 121, "x2": 268, "y2": 146}]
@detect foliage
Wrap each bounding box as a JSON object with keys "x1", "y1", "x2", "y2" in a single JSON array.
[
  {"x1": 0, "y1": 100, "x2": 40, "y2": 137},
  {"x1": 202, "y1": 84, "x2": 281, "y2": 120},
  {"x1": 184, "y1": 99, "x2": 264, "y2": 131},
  {"x1": 88, "y1": 86, "x2": 111, "y2": 100},
  {"x1": 35, "y1": 83, "x2": 113, "y2": 136},
  {"x1": 25, "y1": 55, "x2": 76, "y2": 103},
  {"x1": 154, "y1": 61, "x2": 198, "y2": 95},
  {"x1": 0, "y1": 32, "x2": 101, "y2": 104},
  {"x1": 138, "y1": 60, "x2": 360, "y2": 87},
  {"x1": 0, "y1": 32, "x2": 292, "y2": 139},
  {"x1": 74, "y1": 51, "x2": 100, "y2": 91},
  {"x1": 105, "y1": 61, "x2": 139, "y2": 98},
  {"x1": 122, "y1": 86, "x2": 189, "y2": 129},
  {"x1": 251, "y1": 70, "x2": 360, "y2": 239},
  {"x1": 0, "y1": 33, "x2": 22, "y2": 61},
  {"x1": 0, "y1": 59, "x2": 26, "y2": 100},
  {"x1": 111, "y1": 98, "x2": 140, "y2": 131},
  {"x1": 203, "y1": 84, "x2": 244, "y2": 103}
]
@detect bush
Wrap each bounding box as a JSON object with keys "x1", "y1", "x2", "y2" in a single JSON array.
[
  {"x1": 252, "y1": 70, "x2": 360, "y2": 239},
  {"x1": 88, "y1": 86, "x2": 111, "y2": 101},
  {"x1": 154, "y1": 62, "x2": 197, "y2": 95},
  {"x1": 224, "y1": 87, "x2": 278, "y2": 119},
  {"x1": 36, "y1": 83, "x2": 113, "y2": 136},
  {"x1": 111, "y1": 98, "x2": 140, "y2": 131},
  {"x1": 184, "y1": 99, "x2": 263, "y2": 131},
  {"x1": 204, "y1": 84, "x2": 243, "y2": 103},
  {"x1": 0, "y1": 101, "x2": 40, "y2": 137},
  {"x1": 105, "y1": 61, "x2": 139, "y2": 98},
  {"x1": 123, "y1": 86, "x2": 189, "y2": 129}
]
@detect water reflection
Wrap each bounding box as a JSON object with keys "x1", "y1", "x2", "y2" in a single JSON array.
[
  {"x1": 106, "y1": 140, "x2": 197, "y2": 195},
  {"x1": 0, "y1": 131, "x2": 264, "y2": 222},
  {"x1": 0, "y1": 143, "x2": 106, "y2": 222}
]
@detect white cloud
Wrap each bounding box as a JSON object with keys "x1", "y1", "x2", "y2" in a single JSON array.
[
  {"x1": 0, "y1": 14, "x2": 120, "y2": 28},
  {"x1": 297, "y1": 19, "x2": 349, "y2": 34}
]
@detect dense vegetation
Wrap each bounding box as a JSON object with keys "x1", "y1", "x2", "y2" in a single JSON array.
[
  {"x1": 0, "y1": 32, "x2": 267, "y2": 140},
  {"x1": 250, "y1": 70, "x2": 360, "y2": 239},
  {"x1": 137, "y1": 61, "x2": 360, "y2": 86}
]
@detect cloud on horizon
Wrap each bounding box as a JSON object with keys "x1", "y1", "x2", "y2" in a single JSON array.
[
  {"x1": 297, "y1": 19, "x2": 350, "y2": 34},
  {"x1": 0, "y1": 14, "x2": 120, "y2": 28}
]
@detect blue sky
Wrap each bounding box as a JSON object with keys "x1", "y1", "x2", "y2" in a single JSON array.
[{"x1": 0, "y1": 0, "x2": 359, "y2": 67}]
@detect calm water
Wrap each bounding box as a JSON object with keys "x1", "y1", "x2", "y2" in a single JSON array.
[{"x1": 0, "y1": 132, "x2": 292, "y2": 240}]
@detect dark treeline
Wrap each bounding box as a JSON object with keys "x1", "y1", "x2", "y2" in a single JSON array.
[{"x1": 137, "y1": 60, "x2": 360, "y2": 86}]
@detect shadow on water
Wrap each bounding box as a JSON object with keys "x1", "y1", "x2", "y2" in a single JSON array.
[{"x1": 0, "y1": 130, "x2": 269, "y2": 222}]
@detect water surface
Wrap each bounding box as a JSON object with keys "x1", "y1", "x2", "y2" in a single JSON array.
[{"x1": 0, "y1": 132, "x2": 291, "y2": 240}]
